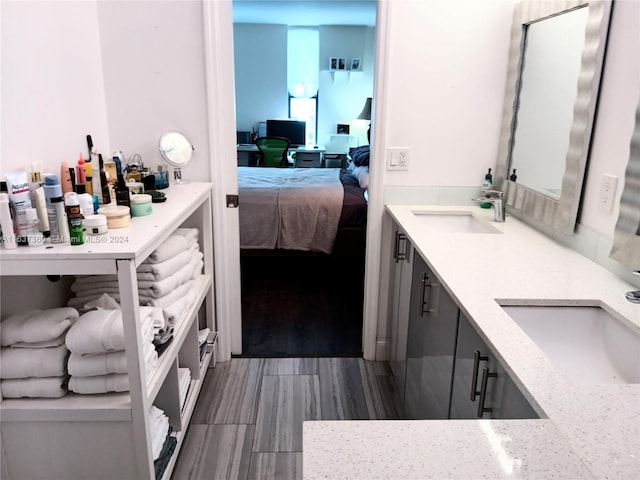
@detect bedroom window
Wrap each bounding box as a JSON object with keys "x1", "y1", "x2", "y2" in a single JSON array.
[
  {"x1": 289, "y1": 94, "x2": 318, "y2": 146},
  {"x1": 288, "y1": 27, "x2": 319, "y2": 145}
]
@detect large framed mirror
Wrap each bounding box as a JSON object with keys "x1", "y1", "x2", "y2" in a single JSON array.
[
  {"x1": 610, "y1": 98, "x2": 640, "y2": 270},
  {"x1": 495, "y1": 0, "x2": 613, "y2": 236}
]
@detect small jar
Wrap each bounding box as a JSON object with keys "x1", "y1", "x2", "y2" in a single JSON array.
[
  {"x1": 154, "y1": 166, "x2": 169, "y2": 189},
  {"x1": 130, "y1": 194, "x2": 153, "y2": 217},
  {"x1": 97, "y1": 205, "x2": 131, "y2": 229},
  {"x1": 127, "y1": 181, "x2": 144, "y2": 195},
  {"x1": 84, "y1": 214, "x2": 108, "y2": 235}
]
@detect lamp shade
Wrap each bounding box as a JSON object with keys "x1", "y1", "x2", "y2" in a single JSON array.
[{"x1": 357, "y1": 97, "x2": 372, "y2": 120}]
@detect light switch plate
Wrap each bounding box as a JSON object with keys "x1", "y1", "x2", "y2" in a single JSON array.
[
  {"x1": 387, "y1": 147, "x2": 410, "y2": 171},
  {"x1": 599, "y1": 173, "x2": 617, "y2": 214}
]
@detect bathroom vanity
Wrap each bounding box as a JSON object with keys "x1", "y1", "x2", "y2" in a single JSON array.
[{"x1": 303, "y1": 205, "x2": 640, "y2": 479}]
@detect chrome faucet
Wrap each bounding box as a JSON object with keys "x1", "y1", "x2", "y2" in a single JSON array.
[
  {"x1": 473, "y1": 189, "x2": 505, "y2": 222},
  {"x1": 626, "y1": 270, "x2": 640, "y2": 304}
]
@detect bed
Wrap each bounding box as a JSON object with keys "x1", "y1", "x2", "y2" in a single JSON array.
[{"x1": 237, "y1": 164, "x2": 368, "y2": 256}]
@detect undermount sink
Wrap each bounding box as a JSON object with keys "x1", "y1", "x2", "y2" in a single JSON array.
[
  {"x1": 501, "y1": 304, "x2": 640, "y2": 384},
  {"x1": 411, "y1": 211, "x2": 500, "y2": 234}
]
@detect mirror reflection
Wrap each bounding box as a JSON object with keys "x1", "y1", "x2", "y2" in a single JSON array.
[{"x1": 509, "y1": 6, "x2": 589, "y2": 199}]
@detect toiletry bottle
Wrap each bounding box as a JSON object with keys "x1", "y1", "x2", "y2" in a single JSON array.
[
  {"x1": 75, "y1": 184, "x2": 94, "y2": 217},
  {"x1": 22, "y1": 208, "x2": 45, "y2": 247},
  {"x1": 43, "y1": 175, "x2": 69, "y2": 244},
  {"x1": 91, "y1": 148, "x2": 103, "y2": 203},
  {"x1": 4, "y1": 170, "x2": 33, "y2": 246},
  {"x1": 510, "y1": 169, "x2": 518, "y2": 182},
  {"x1": 115, "y1": 174, "x2": 131, "y2": 208},
  {"x1": 64, "y1": 192, "x2": 84, "y2": 246},
  {"x1": 99, "y1": 154, "x2": 111, "y2": 204},
  {"x1": 28, "y1": 170, "x2": 50, "y2": 237},
  {"x1": 76, "y1": 153, "x2": 87, "y2": 186},
  {"x1": 85, "y1": 158, "x2": 93, "y2": 195},
  {"x1": 480, "y1": 168, "x2": 493, "y2": 209},
  {"x1": 0, "y1": 192, "x2": 17, "y2": 249},
  {"x1": 61, "y1": 161, "x2": 74, "y2": 195}
]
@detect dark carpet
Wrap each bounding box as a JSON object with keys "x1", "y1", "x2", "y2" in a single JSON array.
[{"x1": 240, "y1": 252, "x2": 364, "y2": 357}]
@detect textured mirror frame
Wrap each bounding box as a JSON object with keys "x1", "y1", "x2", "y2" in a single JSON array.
[
  {"x1": 495, "y1": 0, "x2": 613, "y2": 236},
  {"x1": 610, "y1": 99, "x2": 640, "y2": 270}
]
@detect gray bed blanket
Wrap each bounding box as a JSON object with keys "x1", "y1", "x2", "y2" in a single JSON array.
[{"x1": 237, "y1": 167, "x2": 344, "y2": 253}]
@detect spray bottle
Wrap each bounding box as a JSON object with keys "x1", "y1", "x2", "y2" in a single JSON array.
[{"x1": 64, "y1": 192, "x2": 84, "y2": 245}]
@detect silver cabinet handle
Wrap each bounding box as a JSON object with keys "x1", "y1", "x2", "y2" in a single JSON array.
[
  {"x1": 419, "y1": 274, "x2": 438, "y2": 316},
  {"x1": 470, "y1": 350, "x2": 489, "y2": 400},
  {"x1": 394, "y1": 232, "x2": 409, "y2": 263},
  {"x1": 477, "y1": 366, "x2": 498, "y2": 418}
]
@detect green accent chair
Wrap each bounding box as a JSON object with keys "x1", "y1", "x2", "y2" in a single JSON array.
[{"x1": 255, "y1": 137, "x2": 291, "y2": 167}]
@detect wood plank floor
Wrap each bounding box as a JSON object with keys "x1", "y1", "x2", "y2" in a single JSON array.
[{"x1": 172, "y1": 357, "x2": 405, "y2": 479}]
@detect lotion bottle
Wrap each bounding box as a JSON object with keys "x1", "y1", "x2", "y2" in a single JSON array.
[
  {"x1": 480, "y1": 168, "x2": 493, "y2": 209},
  {"x1": 28, "y1": 170, "x2": 50, "y2": 237}
]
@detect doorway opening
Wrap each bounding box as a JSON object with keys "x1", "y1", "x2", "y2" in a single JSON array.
[{"x1": 232, "y1": 1, "x2": 376, "y2": 357}]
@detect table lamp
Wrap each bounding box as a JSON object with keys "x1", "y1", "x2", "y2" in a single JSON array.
[{"x1": 357, "y1": 97, "x2": 372, "y2": 143}]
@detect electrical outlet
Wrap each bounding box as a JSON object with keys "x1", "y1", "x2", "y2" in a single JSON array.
[
  {"x1": 599, "y1": 173, "x2": 618, "y2": 214},
  {"x1": 387, "y1": 147, "x2": 410, "y2": 171}
]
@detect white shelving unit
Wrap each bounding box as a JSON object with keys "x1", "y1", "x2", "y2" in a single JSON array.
[{"x1": 0, "y1": 183, "x2": 216, "y2": 480}]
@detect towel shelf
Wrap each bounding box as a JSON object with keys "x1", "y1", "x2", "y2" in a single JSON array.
[{"x1": 0, "y1": 183, "x2": 217, "y2": 480}]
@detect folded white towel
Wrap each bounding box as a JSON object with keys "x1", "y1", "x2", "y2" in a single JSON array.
[
  {"x1": 137, "y1": 253, "x2": 204, "y2": 298},
  {"x1": 1, "y1": 307, "x2": 78, "y2": 347},
  {"x1": 198, "y1": 328, "x2": 211, "y2": 346},
  {"x1": 149, "y1": 404, "x2": 170, "y2": 459},
  {"x1": 145, "y1": 232, "x2": 197, "y2": 264},
  {"x1": 137, "y1": 244, "x2": 199, "y2": 279},
  {"x1": 68, "y1": 340, "x2": 157, "y2": 378},
  {"x1": 138, "y1": 280, "x2": 194, "y2": 310},
  {"x1": 1, "y1": 344, "x2": 69, "y2": 379},
  {"x1": 1, "y1": 376, "x2": 68, "y2": 398},
  {"x1": 69, "y1": 373, "x2": 129, "y2": 394},
  {"x1": 178, "y1": 367, "x2": 191, "y2": 407},
  {"x1": 9, "y1": 333, "x2": 67, "y2": 349},
  {"x1": 173, "y1": 227, "x2": 199, "y2": 242},
  {"x1": 66, "y1": 307, "x2": 157, "y2": 355}
]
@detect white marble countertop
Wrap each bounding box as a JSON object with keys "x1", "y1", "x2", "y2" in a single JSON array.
[{"x1": 303, "y1": 205, "x2": 640, "y2": 479}]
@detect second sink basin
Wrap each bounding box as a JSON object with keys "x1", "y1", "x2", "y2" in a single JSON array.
[
  {"x1": 501, "y1": 304, "x2": 640, "y2": 384},
  {"x1": 411, "y1": 211, "x2": 500, "y2": 234}
]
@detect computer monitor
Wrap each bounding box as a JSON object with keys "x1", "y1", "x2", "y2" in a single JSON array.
[{"x1": 266, "y1": 119, "x2": 306, "y2": 147}]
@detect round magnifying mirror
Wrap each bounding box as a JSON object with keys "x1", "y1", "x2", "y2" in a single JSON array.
[{"x1": 159, "y1": 131, "x2": 194, "y2": 185}]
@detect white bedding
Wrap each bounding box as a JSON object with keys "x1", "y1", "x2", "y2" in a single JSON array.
[{"x1": 237, "y1": 167, "x2": 344, "y2": 253}]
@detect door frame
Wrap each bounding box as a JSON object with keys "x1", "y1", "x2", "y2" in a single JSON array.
[{"x1": 202, "y1": 0, "x2": 391, "y2": 361}]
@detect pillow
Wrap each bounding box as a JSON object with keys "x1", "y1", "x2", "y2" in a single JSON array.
[
  {"x1": 351, "y1": 165, "x2": 370, "y2": 190},
  {"x1": 349, "y1": 146, "x2": 370, "y2": 167}
]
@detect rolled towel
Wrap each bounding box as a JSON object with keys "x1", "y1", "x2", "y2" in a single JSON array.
[
  {"x1": 69, "y1": 373, "x2": 129, "y2": 394},
  {"x1": 162, "y1": 286, "x2": 196, "y2": 326},
  {"x1": 66, "y1": 307, "x2": 158, "y2": 355},
  {"x1": 1, "y1": 344, "x2": 69, "y2": 379},
  {"x1": 145, "y1": 233, "x2": 197, "y2": 264},
  {"x1": 1, "y1": 307, "x2": 78, "y2": 347},
  {"x1": 1, "y1": 376, "x2": 68, "y2": 398}
]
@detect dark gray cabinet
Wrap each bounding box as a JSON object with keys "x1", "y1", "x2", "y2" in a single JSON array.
[
  {"x1": 449, "y1": 313, "x2": 539, "y2": 419},
  {"x1": 388, "y1": 224, "x2": 414, "y2": 411},
  {"x1": 404, "y1": 253, "x2": 459, "y2": 419}
]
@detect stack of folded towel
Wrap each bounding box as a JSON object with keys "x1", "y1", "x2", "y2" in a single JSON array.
[
  {"x1": 150, "y1": 404, "x2": 176, "y2": 479},
  {"x1": 67, "y1": 228, "x2": 203, "y2": 326},
  {"x1": 0, "y1": 307, "x2": 78, "y2": 399},
  {"x1": 65, "y1": 307, "x2": 162, "y2": 394}
]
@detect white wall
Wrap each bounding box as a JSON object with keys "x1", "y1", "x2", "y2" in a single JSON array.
[
  {"x1": 233, "y1": 23, "x2": 375, "y2": 145},
  {"x1": 580, "y1": 0, "x2": 640, "y2": 238},
  {"x1": 233, "y1": 23, "x2": 288, "y2": 132},
  {"x1": 0, "y1": 0, "x2": 110, "y2": 177},
  {"x1": 318, "y1": 26, "x2": 375, "y2": 146},
  {"x1": 380, "y1": 0, "x2": 515, "y2": 187},
  {"x1": 96, "y1": 0, "x2": 210, "y2": 182}
]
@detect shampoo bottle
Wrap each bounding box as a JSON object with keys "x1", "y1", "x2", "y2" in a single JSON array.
[{"x1": 64, "y1": 192, "x2": 84, "y2": 245}]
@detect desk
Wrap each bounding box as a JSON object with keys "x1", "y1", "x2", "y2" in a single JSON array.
[{"x1": 237, "y1": 145, "x2": 328, "y2": 167}]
